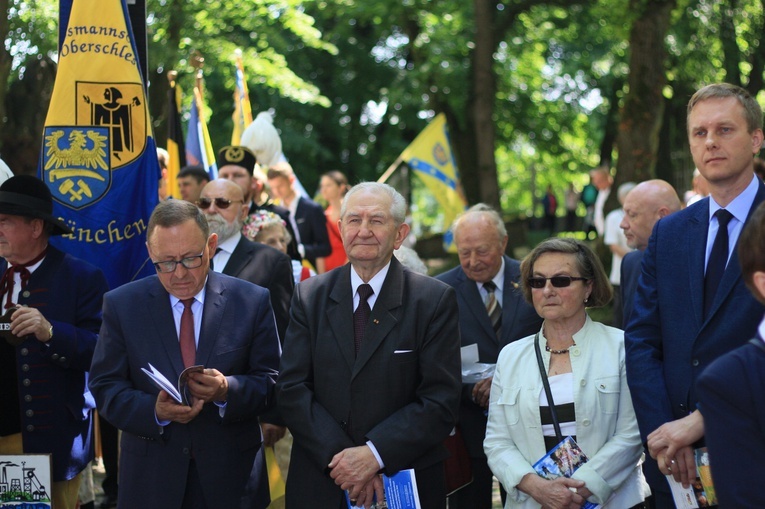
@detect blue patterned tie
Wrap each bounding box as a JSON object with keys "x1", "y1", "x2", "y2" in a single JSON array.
[{"x1": 484, "y1": 281, "x2": 502, "y2": 339}]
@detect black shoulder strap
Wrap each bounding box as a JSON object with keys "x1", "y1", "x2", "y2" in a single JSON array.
[{"x1": 534, "y1": 333, "x2": 563, "y2": 443}]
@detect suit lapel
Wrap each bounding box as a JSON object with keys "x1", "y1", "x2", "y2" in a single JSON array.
[
  {"x1": 706, "y1": 181, "x2": 765, "y2": 323},
  {"x1": 146, "y1": 278, "x2": 186, "y2": 378},
  {"x1": 500, "y1": 256, "x2": 523, "y2": 345},
  {"x1": 328, "y1": 266, "x2": 356, "y2": 371},
  {"x1": 457, "y1": 271, "x2": 496, "y2": 341},
  {"x1": 221, "y1": 237, "x2": 249, "y2": 277},
  {"x1": 353, "y1": 259, "x2": 403, "y2": 378},
  {"x1": 687, "y1": 201, "x2": 708, "y2": 327},
  {"x1": 196, "y1": 272, "x2": 225, "y2": 367}
]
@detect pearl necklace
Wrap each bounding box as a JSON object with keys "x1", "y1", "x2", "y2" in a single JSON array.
[{"x1": 545, "y1": 340, "x2": 576, "y2": 355}]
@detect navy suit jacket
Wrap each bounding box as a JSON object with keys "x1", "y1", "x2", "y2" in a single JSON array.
[
  {"x1": 294, "y1": 195, "x2": 330, "y2": 267},
  {"x1": 436, "y1": 256, "x2": 542, "y2": 458},
  {"x1": 697, "y1": 338, "x2": 765, "y2": 508},
  {"x1": 221, "y1": 235, "x2": 294, "y2": 341},
  {"x1": 89, "y1": 271, "x2": 280, "y2": 509},
  {"x1": 0, "y1": 246, "x2": 108, "y2": 481},
  {"x1": 625, "y1": 179, "x2": 765, "y2": 495},
  {"x1": 619, "y1": 250, "x2": 643, "y2": 330},
  {"x1": 277, "y1": 258, "x2": 461, "y2": 508}
]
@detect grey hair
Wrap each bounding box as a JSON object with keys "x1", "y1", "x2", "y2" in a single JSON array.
[
  {"x1": 452, "y1": 203, "x2": 507, "y2": 239},
  {"x1": 341, "y1": 182, "x2": 407, "y2": 225}
]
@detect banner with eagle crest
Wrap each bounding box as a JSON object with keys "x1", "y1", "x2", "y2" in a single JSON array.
[{"x1": 38, "y1": 0, "x2": 159, "y2": 289}]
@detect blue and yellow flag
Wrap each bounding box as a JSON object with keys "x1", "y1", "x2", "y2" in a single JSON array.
[
  {"x1": 186, "y1": 86, "x2": 218, "y2": 180},
  {"x1": 39, "y1": 0, "x2": 159, "y2": 289},
  {"x1": 399, "y1": 113, "x2": 467, "y2": 251},
  {"x1": 231, "y1": 51, "x2": 253, "y2": 145}
]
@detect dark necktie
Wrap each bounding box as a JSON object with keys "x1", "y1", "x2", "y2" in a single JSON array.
[
  {"x1": 210, "y1": 247, "x2": 223, "y2": 271},
  {"x1": 484, "y1": 281, "x2": 502, "y2": 339},
  {"x1": 0, "y1": 248, "x2": 48, "y2": 309},
  {"x1": 179, "y1": 298, "x2": 196, "y2": 367},
  {"x1": 353, "y1": 284, "x2": 374, "y2": 355},
  {"x1": 704, "y1": 209, "x2": 733, "y2": 317}
]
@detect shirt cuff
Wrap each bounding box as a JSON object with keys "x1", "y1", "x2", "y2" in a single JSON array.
[{"x1": 366, "y1": 440, "x2": 384, "y2": 470}]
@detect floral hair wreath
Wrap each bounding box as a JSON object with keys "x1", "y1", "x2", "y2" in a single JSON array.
[{"x1": 242, "y1": 209, "x2": 287, "y2": 241}]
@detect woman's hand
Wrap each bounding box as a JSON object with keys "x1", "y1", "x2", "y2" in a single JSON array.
[{"x1": 518, "y1": 473, "x2": 586, "y2": 509}]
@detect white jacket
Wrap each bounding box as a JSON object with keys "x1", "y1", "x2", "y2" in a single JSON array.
[{"x1": 484, "y1": 315, "x2": 650, "y2": 508}]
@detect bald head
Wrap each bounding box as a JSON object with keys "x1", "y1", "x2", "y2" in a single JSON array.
[{"x1": 620, "y1": 179, "x2": 682, "y2": 250}]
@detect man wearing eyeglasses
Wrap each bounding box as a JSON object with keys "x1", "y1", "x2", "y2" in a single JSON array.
[
  {"x1": 198, "y1": 178, "x2": 293, "y2": 341},
  {"x1": 436, "y1": 204, "x2": 542, "y2": 509},
  {"x1": 90, "y1": 200, "x2": 281, "y2": 509},
  {"x1": 625, "y1": 83, "x2": 765, "y2": 508}
]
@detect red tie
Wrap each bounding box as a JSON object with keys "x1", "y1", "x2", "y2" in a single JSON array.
[
  {"x1": 180, "y1": 298, "x2": 196, "y2": 367},
  {"x1": 0, "y1": 247, "x2": 48, "y2": 309}
]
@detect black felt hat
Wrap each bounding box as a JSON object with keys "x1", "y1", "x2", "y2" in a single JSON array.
[
  {"x1": 0, "y1": 175, "x2": 72, "y2": 235},
  {"x1": 217, "y1": 146, "x2": 257, "y2": 175}
]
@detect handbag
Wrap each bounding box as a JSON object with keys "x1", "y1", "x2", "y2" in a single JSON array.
[{"x1": 443, "y1": 425, "x2": 473, "y2": 496}]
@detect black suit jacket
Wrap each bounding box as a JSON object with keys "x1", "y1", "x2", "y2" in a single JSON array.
[
  {"x1": 294, "y1": 195, "x2": 331, "y2": 267},
  {"x1": 620, "y1": 249, "x2": 644, "y2": 329},
  {"x1": 277, "y1": 258, "x2": 461, "y2": 508},
  {"x1": 221, "y1": 235, "x2": 294, "y2": 341},
  {"x1": 436, "y1": 256, "x2": 542, "y2": 458}
]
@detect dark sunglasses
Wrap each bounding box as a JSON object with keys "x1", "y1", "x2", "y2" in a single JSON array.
[
  {"x1": 527, "y1": 276, "x2": 588, "y2": 289},
  {"x1": 196, "y1": 197, "x2": 243, "y2": 210}
]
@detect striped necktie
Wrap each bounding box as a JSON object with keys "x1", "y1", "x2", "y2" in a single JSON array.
[{"x1": 483, "y1": 281, "x2": 502, "y2": 339}]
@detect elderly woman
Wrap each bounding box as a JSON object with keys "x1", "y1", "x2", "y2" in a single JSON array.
[
  {"x1": 243, "y1": 210, "x2": 315, "y2": 284},
  {"x1": 484, "y1": 238, "x2": 648, "y2": 509}
]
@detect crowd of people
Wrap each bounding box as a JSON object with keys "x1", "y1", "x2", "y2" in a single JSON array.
[{"x1": 2, "y1": 81, "x2": 765, "y2": 509}]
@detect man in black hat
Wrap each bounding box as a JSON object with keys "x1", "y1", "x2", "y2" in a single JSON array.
[
  {"x1": 0, "y1": 175, "x2": 109, "y2": 509},
  {"x1": 216, "y1": 145, "x2": 301, "y2": 261}
]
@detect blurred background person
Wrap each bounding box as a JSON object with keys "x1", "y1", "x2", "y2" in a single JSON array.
[
  {"x1": 590, "y1": 167, "x2": 612, "y2": 237},
  {"x1": 564, "y1": 183, "x2": 579, "y2": 232},
  {"x1": 603, "y1": 182, "x2": 635, "y2": 328},
  {"x1": 684, "y1": 168, "x2": 709, "y2": 206},
  {"x1": 177, "y1": 165, "x2": 210, "y2": 203},
  {"x1": 244, "y1": 210, "x2": 315, "y2": 284},
  {"x1": 540, "y1": 184, "x2": 557, "y2": 235},
  {"x1": 484, "y1": 238, "x2": 648, "y2": 509},
  {"x1": 156, "y1": 147, "x2": 170, "y2": 201},
  {"x1": 316, "y1": 170, "x2": 349, "y2": 273}
]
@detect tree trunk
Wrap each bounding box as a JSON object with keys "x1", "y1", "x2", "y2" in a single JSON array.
[
  {"x1": 470, "y1": 0, "x2": 500, "y2": 209},
  {"x1": 612, "y1": 0, "x2": 677, "y2": 197}
]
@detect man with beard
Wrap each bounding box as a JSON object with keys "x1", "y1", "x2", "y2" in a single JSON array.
[{"x1": 198, "y1": 179, "x2": 293, "y2": 341}]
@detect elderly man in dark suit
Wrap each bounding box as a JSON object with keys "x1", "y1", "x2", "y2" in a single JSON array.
[
  {"x1": 618, "y1": 179, "x2": 681, "y2": 328},
  {"x1": 199, "y1": 178, "x2": 293, "y2": 341},
  {"x1": 436, "y1": 204, "x2": 542, "y2": 509},
  {"x1": 0, "y1": 175, "x2": 109, "y2": 509},
  {"x1": 277, "y1": 182, "x2": 461, "y2": 509},
  {"x1": 697, "y1": 200, "x2": 765, "y2": 508},
  {"x1": 89, "y1": 200, "x2": 280, "y2": 509},
  {"x1": 626, "y1": 83, "x2": 765, "y2": 508}
]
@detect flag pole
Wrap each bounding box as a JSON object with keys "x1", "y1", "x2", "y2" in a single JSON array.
[{"x1": 378, "y1": 155, "x2": 404, "y2": 184}]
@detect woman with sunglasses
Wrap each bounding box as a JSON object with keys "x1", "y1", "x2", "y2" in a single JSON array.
[{"x1": 484, "y1": 238, "x2": 648, "y2": 509}]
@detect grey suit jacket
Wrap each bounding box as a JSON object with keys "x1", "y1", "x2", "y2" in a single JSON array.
[
  {"x1": 437, "y1": 256, "x2": 542, "y2": 457},
  {"x1": 221, "y1": 235, "x2": 294, "y2": 341},
  {"x1": 90, "y1": 271, "x2": 281, "y2": 509},
  {"x1": 277, "y1": 257, "x2": 461, "y2": 507}
]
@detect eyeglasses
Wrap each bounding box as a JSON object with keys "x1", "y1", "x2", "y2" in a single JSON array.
[
  {"x1": 196, "y1": 197, "x2": 243, "y2": 210},
  {"x1": 152, "y1": 253, "x2": 205, "y2": 273},
  {"x1": 527, "y1": 276, "x2": 589, "y2": 289}
]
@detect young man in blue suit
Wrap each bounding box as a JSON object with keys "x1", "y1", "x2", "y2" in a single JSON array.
[
  {"x1": 625, "y1": 83, "x2": 765, "y2": 507},
  {"x1": 90, "y1": 200, "x2": 280, "y2": 509},
  {"x1": 436, "y1": 204, "x2": 542, "y2": 509},
  {"x1": 0, "y1": 175, "x2": 109, "y2": 509},
  {"x1": 697, "y1": 200, "x2": 765, "y2": 507}
]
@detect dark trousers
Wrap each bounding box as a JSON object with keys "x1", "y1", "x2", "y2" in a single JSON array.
[
  {"x1": 99, "y1": 413, "x2": 119, "y2": 500},
  {"x1": 181, "y1": 460, "x2": 208, "y2": 509}
]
